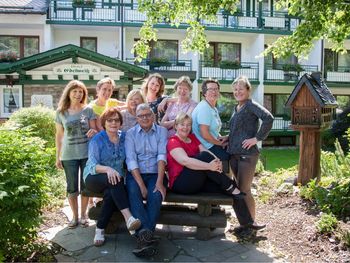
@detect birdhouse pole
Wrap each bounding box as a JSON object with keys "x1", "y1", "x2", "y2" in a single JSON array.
[{"x1": 286, "y1": 72, "x2": 338, "y2": 185}]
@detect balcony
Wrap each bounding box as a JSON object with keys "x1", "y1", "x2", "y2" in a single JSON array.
[
  {"x1": 325, "y1": 66, "x2": 350, "y2": 83},
  {"x1": 199, "y1": 60, "x2": 259, "y2": 81},
  {"x1": 264, "y1": 63, "x2": 318, "y2": 82},
  {"x1": 125, "y1": 58, "x2": 195, "y2": 79},
  {"x1": 47, "y1": 0, "x2": 300, "y2": 32}
]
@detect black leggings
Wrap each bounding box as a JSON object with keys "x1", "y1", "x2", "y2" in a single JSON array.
[
  {"x1": 172, "y1": 151, "x2": 253, "y2": 226},
  {"x1": 172, "y1": 151, "x2": 235, "y2": 194},
  {"x1": 85, "y1": 173, "x2": 129, "y2": 229}
]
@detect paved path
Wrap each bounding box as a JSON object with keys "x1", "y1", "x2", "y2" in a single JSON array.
[{"x1": 40, "y1": 204, "x2": 284, "y2": 262}]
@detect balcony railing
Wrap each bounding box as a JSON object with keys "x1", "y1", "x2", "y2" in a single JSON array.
[
  {"x1": 264, "y1": 63, "x2": 318, "y2": 82},
  {"x1": 47, "y1": 0, "x2": 300, "y2": 32},
  {"x1": 325, "y1": 66, "x2": 350, "y2": 82},
  {"x1": 199, "y1": 61, "x2": 259, "y2": 81},
  {"x1": 125, "y1": 58, "x2": 192, "y2": 71}
]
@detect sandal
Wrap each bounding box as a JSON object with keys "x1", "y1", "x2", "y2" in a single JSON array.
[
  {"x1": 94, "y1": 228, "x2": 105, "y2": 246},
  {"x1": 68, "y1": 219, "x2": 79, "y2": 229},
  {"x1": 80, "y1": 217, "x2": 89, "y2": 228},
  {"x1": 127, "y1": 216, "x2": 141, "y2": 231}
]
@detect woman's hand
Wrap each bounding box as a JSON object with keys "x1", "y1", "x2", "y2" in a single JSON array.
[
  {"x1": 106, "y1": 167, "x2": 121, "y2": 185},
  {"x1": 157, "y1": 98, "x2": 168, "y2": 113},
  {"x1": 55, "y1": 159, "x2": 63, "y2": 169},
  {"x1": 209, "y1": 159, "x2": 223, "y2": 173},
  {"x1": 218, "y1": 135, "x2": 229, "y2": 148},
  {"x1": 242, "y1": 137, "x2": 258, "y2": 150},
  {"x1": 86, "y1": 129, "x2": 98, "y2": 138}
]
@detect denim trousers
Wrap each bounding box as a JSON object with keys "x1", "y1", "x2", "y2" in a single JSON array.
[
  {"x1": 61, "y1": 158, "x2": 87, "y2": 197},
  {"x1": 126, "y1": 172, "x2": 163, "y2": 232},
  {"x1": 85, "y1": 173, "x2": 129, "y2": 229}
]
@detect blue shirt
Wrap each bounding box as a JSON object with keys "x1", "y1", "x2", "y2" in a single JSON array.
[
  {"x1": 83, "y1": 130, "x2": 126, "y2": 180},
  {"x1": 191, "y1": 100, "x2": 222, "y2": 149},
  {"x1": 125, "y1": 123, "x2": 167, "y2": 174}
]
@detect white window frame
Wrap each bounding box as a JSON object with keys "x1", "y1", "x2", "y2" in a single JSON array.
[{"x1": 0, "y1": 85, "x2": 23, "y2": 118}]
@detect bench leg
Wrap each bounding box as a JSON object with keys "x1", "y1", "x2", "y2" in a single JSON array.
[{"x1": 196, "y1": 227, "x2": 211, "y2": 240}]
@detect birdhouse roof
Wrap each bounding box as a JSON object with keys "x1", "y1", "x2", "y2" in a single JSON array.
[{"x1": 285, "y1": 72, "x2": 338, "y2": 108}]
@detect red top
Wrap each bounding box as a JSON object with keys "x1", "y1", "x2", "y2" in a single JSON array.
[{"x1": 166, "y1": 133, "x2": 201, "y2": 189}]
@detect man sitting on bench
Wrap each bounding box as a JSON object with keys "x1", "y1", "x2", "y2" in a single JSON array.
[{"x1": 125, "y1": 103, "x2": 168, "y2": 258}]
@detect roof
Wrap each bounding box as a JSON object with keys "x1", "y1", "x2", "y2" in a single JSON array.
[
  {"x1": 0, "y1": 0, "x2": 48, "y2": 14},
  {"x1": 0, "y1": 44, "x2": 148, "y2": 80},
  {"x1": 285, "y1": 72, "x2": 338, "y2": 108}
]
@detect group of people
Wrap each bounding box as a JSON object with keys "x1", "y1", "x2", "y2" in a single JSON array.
[{"x1": 55, "y1": 73, "x2": 274, "y2": 257}]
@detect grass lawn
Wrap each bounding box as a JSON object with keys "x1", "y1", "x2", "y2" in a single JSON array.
[{"x1": 260, "y1": 148, "x2": 299, "y2": 172}]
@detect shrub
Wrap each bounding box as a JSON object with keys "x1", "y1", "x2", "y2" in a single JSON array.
[
  {"x1": 0, "y1": 128, "x2": 50, "y2": 261},
  {"x1": 316, "y1": 213, "x2": 338, "y2": 234},
  {"x1": 5, "y1": 106, "x2": 56, "y2": 147},
  {"x1": 331, "y1": 106, "x2": 350, "y2": 153},
  {"x1": 300, "y1": 140, "x2": 350, "y2": 218}
]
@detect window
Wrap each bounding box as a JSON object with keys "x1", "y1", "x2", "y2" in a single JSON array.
[
  {"x1": 0, "y1": 86, "x2": 22, "y2": 117},
  {"x1": 0, "y1": 36, "x2": 39, "y2": 58},
  {"x1": 203, "y1": 42, "x2": 241, "y2": 67},
  {"x1": 149, "y1": 40, "x2": 178, "y2": 61},
  {"x1": 264, "y1": 94, "x2": 290, "y2": 118},
  {"x1": 325, "y1": 49, "x2": 350, "y2": 72},
  {"x1": 80, "y1": 37, "x2": 97, "y2": 52}
]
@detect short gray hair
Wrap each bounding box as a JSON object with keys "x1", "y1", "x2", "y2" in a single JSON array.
[{"x1": 136, "y1": 103, "x2": 152, "y2": 115}]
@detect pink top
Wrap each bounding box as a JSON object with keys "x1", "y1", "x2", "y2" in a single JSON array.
[
  {"x1": 164, "y1": 99, "x2": 198, "y2": 138},
  {"x1": 166, "y1": 133, "x2": 201, "y2": 188}
]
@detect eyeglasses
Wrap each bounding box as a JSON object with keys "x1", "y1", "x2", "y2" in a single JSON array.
[
  {"x1": 106, "y1": 118, "x2": 121, "y2": 123},
  {"x1": 137, "y1": 113, "x2": 153, "y2": 119},
  {"x1": 207, "y1": 87, "x2": 220, "y2": 92}
]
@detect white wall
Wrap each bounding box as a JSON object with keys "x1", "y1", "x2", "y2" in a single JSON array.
[{"x1": 52, "y1": 26, "x2": 120, "y2": 58}]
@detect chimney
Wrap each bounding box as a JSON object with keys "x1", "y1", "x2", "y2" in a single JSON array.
[{"x1": 311, "y1": 71, "x2": 322, "y2": 85}]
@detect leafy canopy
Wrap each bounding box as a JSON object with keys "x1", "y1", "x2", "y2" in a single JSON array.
[
  {"x1": 133, "y1": 0, "x2": 350, "y2": 60},
  {"x1": 133, "y1": 0, "x2": 239, "y2": 60}
]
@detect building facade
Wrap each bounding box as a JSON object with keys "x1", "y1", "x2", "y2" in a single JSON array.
[{"x1": 1, "y1": 0, "x2": 349, "y2": 144}]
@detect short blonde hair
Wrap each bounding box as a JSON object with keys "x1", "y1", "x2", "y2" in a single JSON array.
[
  {"x1": 126, "y1": 89, "x2": 145, "y2": 106},
  {"x1": 174, "y1": 76, "x2": 193, "y2": 92},
  {"x1": 174, "y1": 112, "x2": 192, "y2": 127},
  {"x1": 96, "y1": 77, "x2": 116, "y2": 91},
  {"x1": 232, "y1": 75, "x2": 252, "y2": 91}
]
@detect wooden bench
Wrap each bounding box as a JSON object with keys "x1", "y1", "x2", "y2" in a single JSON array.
[{"x1": 85, "y1": 191, "x2": 233, "y2": 240}]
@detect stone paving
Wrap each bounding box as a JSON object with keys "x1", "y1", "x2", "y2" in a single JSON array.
[{"x1": 40, "y1": 204, "x2": 284, "y2": 262}]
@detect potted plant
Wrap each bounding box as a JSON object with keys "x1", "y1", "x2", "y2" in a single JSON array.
[
  {"x1": 72, "y1": 0, "x2": 95, "y2": 8},
  {"x1": 219, "y1": 60, "x2": 241, "y2": 69},
  {"x1": 282, "y1": 63, "x2": 304, "y2": 81},
  {"x1": 0, "y1": 51, "x2": 18, "y2": 62},
  {"x1": 148, "y1": 57, "x2": 171, "y2": 69}
]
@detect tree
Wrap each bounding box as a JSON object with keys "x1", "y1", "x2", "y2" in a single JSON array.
[
  {"x1": 265, "y1": 0, "x2": 350, "y2": 59},
  {"x1": 133, "y1": 0, "x2": 239, "y2": 60},
  {"x1": 133, "y1": 0, "x2": 350, "y2": 60}
]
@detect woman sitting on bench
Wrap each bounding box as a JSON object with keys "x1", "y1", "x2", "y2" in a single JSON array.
[
  {"x1": 167, "y1": 112, "x2": 245, "y2": 197},
  {"x1": 83, "y1": 107, "x2": 141, "y2": 246}
]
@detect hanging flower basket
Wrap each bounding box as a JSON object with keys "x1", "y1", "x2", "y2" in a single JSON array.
[
  {"x1": 0, "y1": 51, "x2": 18, "y2": 62},
  {"x1": 72, "y1": 0, "x2": 96, "y2": 8}
]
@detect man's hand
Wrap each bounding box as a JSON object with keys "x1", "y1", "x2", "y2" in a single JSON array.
[
  {"x1": 140, "y1": 184, "x2": 148, "y2": 199},
  {"x1": 154, "y1": 182, "x2": 166, "y2": 201}
]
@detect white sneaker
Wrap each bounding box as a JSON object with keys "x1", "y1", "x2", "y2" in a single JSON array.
[{"x1": 127, "y1": 216, "x2": 141, "y2": 231}]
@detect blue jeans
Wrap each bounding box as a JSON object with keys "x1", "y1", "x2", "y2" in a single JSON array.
[
  {"x1": 126, "y1": 172, "x2": 163, "y2": 232},
  {"x1": 61, "y1": 158, "x2": 87, "y2": 197}
]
